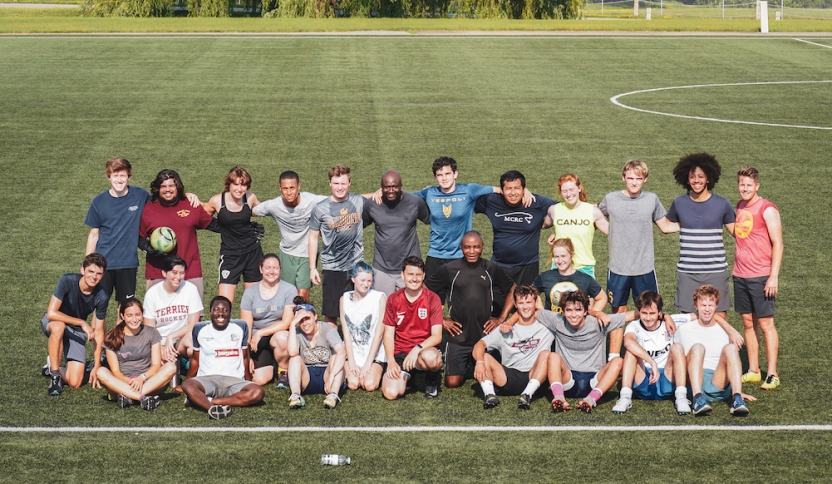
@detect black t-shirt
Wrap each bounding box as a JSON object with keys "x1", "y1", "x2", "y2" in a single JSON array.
[
  {"x1": 427, "y1": 258, "x2": 514, "y2": 346},
  {"x1": 534, "y1": 269, "x2": 602, "y2": 311},
  {"x1": 475, "y1": 192, "x2": 554, "y2": 267},
  {"x1": 50, "y1": 273, "x2": 109, "y2": 321}
]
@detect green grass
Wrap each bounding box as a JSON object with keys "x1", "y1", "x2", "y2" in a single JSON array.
[{"x1": 1, "y1": 36, "x2": 831, "y2": 480}]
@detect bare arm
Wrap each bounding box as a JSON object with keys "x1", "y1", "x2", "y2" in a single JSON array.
[
  {"x1": 383, "y1": 324, "x2": 399, "y2": 379},
  {"x1": 308, "y1": 230, "x2": 321, "y2": 286},
  {"x1": 764, "y1": 206, "x2": 784, "y2": 297},
  {"x1": 85, "y1": 228, "x2": 99, "y2": 256},
  {"x1": 472, "y1": 340, "x2": 489, "y2": 382},
  {"x1": 202, "y1": 194, "x2": 221, "y2": 216},
  {"x1": 362, "y1": 294, "x2": 388, "y2": 372},
  {"x1": 724, "y1": 222, "x2": 735, "y2": 237},
  {"x1": 593, "y1": 205, "x2": 609, "y2": 235},
  {"x1": 622, "y1": 333, "x2": 660, "y2": 383},
  {"x1": 339, "y1": 297, "x2": 358, "y2": 373},
  {"x1": 654, "y1": 216, "x2": 680, "y2": 234}
]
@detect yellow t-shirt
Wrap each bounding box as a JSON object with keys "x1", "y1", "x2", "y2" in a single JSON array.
[{"x1": 552, "y1": 201, "x2": 596, "y2": 269}]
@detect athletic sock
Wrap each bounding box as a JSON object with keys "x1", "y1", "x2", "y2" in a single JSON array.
[
  {"x1": 550, "y1": 382, "x2": 564, "y2": 399},
  {"x1": 425, "y1": 371, "x2": 440, "y2": 385},
  {"x1": 675, "y1": 386, "x2": 687, "y2": 399},
  {"x1": 481, "y1": 380, "x2": 495, "y2": 396},
  {"x1": 522, "y1": 379, "x2": 541, "y2": 396},
  {"x1": 619, "y1": 387, "x2": 633, "y2": 400},
  {"x1": 588, "y1": 388, "x2": 603, "y2": 402},
  {"x1": 50, "y1": 368, "x2": 60, "y2": 378}
]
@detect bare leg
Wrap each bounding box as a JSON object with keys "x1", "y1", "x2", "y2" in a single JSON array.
[
  {"x1": 271, "y1": 331, "x2": 290, "y2": 369},
  {"x1": 757, "y1": 315, "x2": 779, "y2": 376},
  {"x1": 686, "y1": 344, "x2": 706, "y2": 395},
  {"x1": 64, "y1": 360, "x2": 86, "y2": 388},
  {"x1": 297, "y1": 288, "x2": 311, "y2": 302},
  {"x1": 46, "y1": 320, "x2": 65, "y2": 374},
  {"x1": 211, "y1": 384, "x2": 264, "y2": 407},
  {"x1": 382, "y1": 370, "x2": 407, "y2": 400},
  {"x1": 620, "y1": 351, "x2": 639, "y2": 389},
  {"x1": 445, "y1": 374, "x2": 464, "y2": 388},
  {"x1": 741, "y1": 313, "x2": 761, "y2": 373},
  {"x1": 252, "y1": 366, "x2": 275, "y2": 386},
  {"x1": 217, "y1": 283, "x2": 237, "y2": 305},
  {"x1": 361, "y1": 363, "x2": 384, "y2": 392},
  {"x1": 417, "y1": 347, "x2": 443, "y2": 372},
  {"x1": 667, "y1": 343, "x2": 686, "y2": 387},
  {"x1": 528, "y1": 350, "x2": 550, "y2": 383},
  {"x1": 594, "y1": 357, "x2": 623, "y2": 394},
  {"x1": 711, "y1": 344, "x2": 744, "y2": 395}
]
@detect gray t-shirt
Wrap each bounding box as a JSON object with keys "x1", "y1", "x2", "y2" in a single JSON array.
[
  {"x1": 482, "y1": 320, "x2": 557, "y2": 372},
  {"x1": 296, "y1": 322, "x2": 344, "y2": 367},
  {"x1": 240, "y1": 281, "x2": 298, "y2": 330},
  {"x1": 598, "y1": 190, "x2": 668, "y2": 276},
  {"x1": 538, "y1": 310, "x2": 626, "y2": 373},
  {"x1": 105, "y1": 325, "x2": 162, "y2": 377},
  {"x1": 363, "y1": 192, "x2": 430, "y2": 274},
  {"x1": 309, "y1": 194, "x2": 365, "y2": 271},
  {"x1": 253, "y1": 192, "x2": 328, "y2": 258}
]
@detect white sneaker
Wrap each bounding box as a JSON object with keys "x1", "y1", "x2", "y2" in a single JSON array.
[
  {"x1": 612, "y1": 396, "x2": 632, "y2": 414},
  {"x1": 675, "y1": 397, "x2": 692, "y2": 415}
]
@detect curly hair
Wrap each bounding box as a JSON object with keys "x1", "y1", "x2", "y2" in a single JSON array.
[
  {"x1": 432, "y1": 156, "x2": 457, "y2": 175},
  {"x1": 673, "y1": 152, "x2": 721, "y2": 192},
  {"x1": 150, "y1": 169, "x2": 186, "y2": 203}
]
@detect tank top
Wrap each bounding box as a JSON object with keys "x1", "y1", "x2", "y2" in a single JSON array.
[
  {"x1": 552, "y1": 201, "x2": 596, "y2": 269},
  {"x1": 733, "y1": 197, "x2": 777, "y2": 278},
  {"x1": 218, "y1": 192, "x2": 259, "y2": 255},
  {"x1": 342, "y1": 289, "x2": 386, "y2": 366}
]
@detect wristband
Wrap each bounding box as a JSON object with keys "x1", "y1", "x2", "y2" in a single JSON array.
[
  {"x1": 416, "y1": 344, "x2": 423, "y2": 350},
  {"x1": 141, "y1": 373, "x2": 148, "y2": 381},
  {"x1": 608, "y1": 353, "x2": 618, "y2": 362}
]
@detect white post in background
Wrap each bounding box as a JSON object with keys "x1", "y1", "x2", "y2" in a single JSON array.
[
  {"x1": 722, "y1": 0, "x2": 724, "y2": 19},
  {"x1": 775, "y1": 9, "x2": 780, "y2": 19},
  {"x1": 781, "y1": 0, "x2": 784, "y2": 19},
  {"x1": 646, "y1": 6, "x2": 651, "y2": 18},
  {"x1": 601, "y1": 0, "x2": 604, "y2": 14},
  {"x1": 756, "y1": 0, "x2": 761, "y2": 19},
  {"x1": 634, "y1": 0, "x2": 639, "y2": 17},
  {"x1": 760, "y1": 1, "x2": 769, "y2": 31},
  {"x1": 660, "y1": 0, "x2": 663, "y2": 16}
]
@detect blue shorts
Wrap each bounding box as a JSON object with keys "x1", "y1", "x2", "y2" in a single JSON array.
[
  {"x1": 606, "y1": 270, "x2": 658, "y2": 308},
  {"x1": 701, "y1": 369, "x2": 731, "y2": 403},
  {"x1": 563, "y1": 370, "x2": 597, "y2": 399},
  {"x1": 633, "y1": 367, "x2": 674, "y2": 400},
  {"x1": 302, "y1": 365, "x2": 347, "y2": 395}
]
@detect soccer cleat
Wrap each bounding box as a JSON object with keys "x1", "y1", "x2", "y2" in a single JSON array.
[
  {"x1": 675, "y1": 397, "x2": 692, "y2": 415},
  {"x1": 741, "y1": 370, "x2": 761, "y2": 383},
  {"x1": 483, "y1": 394, "x2": 500, "y2": 409},
  {"x1": 517, "y1": 393, "x2": 532, "y2": 410},
  {"x1": 551, "y1": 396, "x2": 571, "y2": 413},
  {"x1": 761, "y1": 374, "x2": 780, "y2": 390},
  {"x1": 41, "y1": 356, "x2": 51, "y2": 377},
  {"x1": 323, "y1": 393, "x2": 341, "y2": 409},
  {"x1": 288, "y1": 393, "x2": 306, "y2": 409},
  {"x1": 692, "y1": 395, "x2": 712, "y2": 416},
  {"x1": 140, "y1": 395, "x2": 160, "y2": 411},
  {"x1": 577, "y1": 396, "x2": 597, "y2": 413},
  {"x1": 425, "y1": 384, "x2": 439, "y2": 399},
  {"x1": 116, "y1": 394, "x2": 136, "y2": 409},
  {"x1": 275, "y1": 371, "x2": 289, "y2": 390},
  {"x1": 730, "y1": 394, "x2": 749, "y2": 416},
  {"x1": 208, "y1": 404, "x2": 232, "y2": 419},
  {"x1": 48, "y1": 374, "x2": 63, "y2": 396},
  {"x1": 612, "y1": 396, "x2": 632, "y2": 414}
]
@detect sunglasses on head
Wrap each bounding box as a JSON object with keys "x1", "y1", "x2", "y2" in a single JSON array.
[{"x1": 293, "y1": 303, "x2": 316, "y2": 314}]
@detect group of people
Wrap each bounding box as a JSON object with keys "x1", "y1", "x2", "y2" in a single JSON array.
[{"x1": 40, "y1": 153, "x2": 783, "y2": 419}]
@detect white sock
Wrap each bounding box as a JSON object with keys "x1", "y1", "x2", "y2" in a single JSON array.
[
  {"x1": 675, "y1": 386, "x2": 687, "y2": 399},
  {"x1": 522, "y1": 379, "x2": 541, "y2": 396},
  {"x1": 481, "y1": 380, "x2": 495, "y2": 396},
  {"x1": 207, "y1": 397, "x2": 213, "y2": 403},
  {"x1": 619, "y1": 387, "x2": 633, "y2": 399}
]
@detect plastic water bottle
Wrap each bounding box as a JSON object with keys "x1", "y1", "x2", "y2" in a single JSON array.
[{"x1": 321, "y1": 454, "x2": 350, "y2": 466}]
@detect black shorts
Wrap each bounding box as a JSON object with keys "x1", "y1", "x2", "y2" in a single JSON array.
[
  {"x1": 493, "y1": 261, "x2": 539, "y2": 315},
  {"x1": 100, "y1": 268, "x2": 138, "y2": 301},
  {"x1": 303, "y1": 365, "x2": 347, "y2": 395},
  {"x1": 734, "y1": 275, "x2": 776, "y2": 317},
  {"x1": 444, "y1": 342, "x2": 475, "y2": 378},
  {"x1": 563, "y1": 370, "x2": 596, "y2": 399},
  {"x1": 496, "y1": 366, "x2": 530, "y2": 396},
  {"x1": 322, "y1": 269, "x2": 350, "y2": 319},
  {"x1": 250, "y1": 333, "x2": 275, "y2": 370},
  {"x1": 218, "y1": 247, "x2": 264, "y2": 285}
]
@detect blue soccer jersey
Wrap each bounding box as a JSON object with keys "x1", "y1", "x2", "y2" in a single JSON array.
[{"x1": 414, "y1": 183, "x2": 494, "y2": 259}]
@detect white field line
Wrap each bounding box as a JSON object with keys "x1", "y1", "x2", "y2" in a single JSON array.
[
  {"x1": 794, "y1": 37, "x2": 832, "y2": 49},
  {"x1": 3, "y1": 33, "x2": 832, "y2": 39},
  {"x1": 1, "y1": 425, "x2": 831, "y2": 432},
  {"x1": 610, "y1": 80, "x2": 832, "y2": 130}
]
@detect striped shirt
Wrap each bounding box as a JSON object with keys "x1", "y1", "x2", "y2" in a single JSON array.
[{"x1": 667, "y1": 194, "x2": 735, "y2": 273}]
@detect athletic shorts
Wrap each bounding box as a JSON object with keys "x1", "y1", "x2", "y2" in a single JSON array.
[
  {"x1": 495, "y1": 366, "x2": 530, "y2": 396},
  {"x1": 303, "y1": 365, "x2": 347, "y2": 395},
  {"x1": 444, "y1": 342, "x2": 475, "y2": 378},
  {"x1": 322, "y1": 270, "x2": 350, "y2": 319},
  {"x1": 563, "y1": 370, "x2": 598, "y2": 399},
  {"x1": 733, "y1": 276, "x2": 775, "y2": 317},
  {"x1": 675, "y1": 271, "x2": 731, "y2": 313},
  {"x1": 100, "y1": 268, "x2": 138, "y2": 301},
  {"x1": 373, "y1": 270, "x2": 404, "y2": 296},
  {"x1": 41, "y1": 315, "x2": 88, "y2": 363},
  {"x1": 493, "y1": 261, "x2": 539, "y2": 316},
  {"x1": 250, "y1": 334, "x2": 275, "y2": 370},
  {"x1": 218, "y1": 247, "x2": 264, "y2": 285},
  {"x1": 606, "y1": 270, "x2": 659, "y2": 308},
  {"x1": 191, "y1": 374, "x2": 251, "y2": 398},
  {"x1": 424, "y1": 256, "x2": 457, "y2": 299},
  {"x1": 701, "y1": 369, "x2": 731, "y2": 403},
  {"x1": 279, "y1": 252, "x2": 311, "y2": 290},
  {"x1": 633, "y1": 367, "x2": 674, "y2": 400}
]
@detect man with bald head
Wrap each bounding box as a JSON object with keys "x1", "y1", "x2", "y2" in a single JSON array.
[{"x1": 364, "y1": 170, "x2": 431, "y2": 295}]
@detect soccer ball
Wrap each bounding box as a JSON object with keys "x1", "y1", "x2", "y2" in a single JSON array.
[{"x1": 149, "y1": 226, "x2": 177, "y2": 253}]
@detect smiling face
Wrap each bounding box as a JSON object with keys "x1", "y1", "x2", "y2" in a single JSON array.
[
  {"x1": 623, "y1": 170, "x2": 647, "y2": 197},
  {"x1": 638, "y1": 301, "x2": 661, "y2": 331},
  {"x1": 434, "y1": 165, "x2": 458, "y2": 192},
  {"x1": 563, "y1": 301, "x2": 587, "y2": 329},
  {"x1": 210, "y1": 299, "x2": 231, "y2": 330},
  {"x1": 515, "y1": 294, "x2": 537, "y2": 322},
  {"x1": 228, "y1": 176, "x2": 249, "y2": 201},
  {"x1": 329, "y1": 174, "x2": 351, "y2": 201},
  {"x1": 688, "y1": 166, "x2": 709, "y2": 196},
  {"x1": 381, "y1": 171, "x2": 402, "y2": 203},
  {"x1": 737, "y1": 175, "x2": 760, "y2": 203},
  {"x1": 158, "y1": 178, "x2": 179, "y2": 204},
  {"x1": 501, "y1": 178, "x2": 524, "y2": 206},
  {"x1": 108, "y1": 169, "x2": 131, "y2": 194},
  {"x1": 297, "y1": 309, "x2": 318, "y2": 336},
  {"x1": 560, "y1": 180, "x2": 580, "y2": 207},
  {"x1": 122, "y1": 304, "x2": 143, "y2": 333},
  {"x1": 81, "y1": 263, "x2": 105, "y2": 291},
  {"x1": 461, "y1": 233, "x2": 483, "y2": 265},
  {"x1": 162, "y1": 264, "x2": 186, "y2": 293},
  {"x1": 260, "y1": 256, "x2": 281, "y2": 285},
  {"x1": 280, "y1": 177, "x2": 300, "y2": 207},
  {"x1": 552, "y1": 246, "x2": 573, "y2": 273},
  {"x1": 402, "y1": 264, "x2": 425, "y2": 292},
  {"x1": 352, "y1": 270, "x2": 374, "y2": 297}
]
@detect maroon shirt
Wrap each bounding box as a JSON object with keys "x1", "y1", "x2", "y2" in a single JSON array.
[{"x1": 140, "y1": 199, "x2": 213, "y2": 280}]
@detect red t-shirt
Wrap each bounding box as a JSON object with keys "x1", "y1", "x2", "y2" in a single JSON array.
[
  {"x1": 383, "y1": 287, "x2": 443, "y2": 355},
  {"x1": 733, "y1": 197, "x2": 777, "y2": 278},
  {"x1": 140, "y1": 199, "x2": 214, "y2": 280}
]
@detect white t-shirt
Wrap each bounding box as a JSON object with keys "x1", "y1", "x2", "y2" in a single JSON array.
[
  {"x1": 143, "y1": 281, "x2": 203, "y2": 340},
  {"x1": 253, "y1": 192, "x2": 328, "y2": 258},
  {"x1": 624, "y1": 314, "x2": 692, "y2": 369},
  {"x1": 673, "y1": 320, "x2": 729, "y2": 371},
  {"x1": 481, "y1": 320, "x2": 556, "y2": 373},
  {"x1": 342, "y1": 289, "x2": 386, "y2": 366},
  {"x1": 192, "y1": 320, "x2": 248, "y2": 379}
]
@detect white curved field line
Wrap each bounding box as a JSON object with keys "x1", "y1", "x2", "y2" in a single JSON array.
[
  {"x1": 794, "y1": 38, "x2": 832, "y2": 49},
  {"x1": 1, "y1": 425, "x2": 831, "y2": 432},
  {"x1": 610, "y1": 80, "x2": 832, "y2": 130}
]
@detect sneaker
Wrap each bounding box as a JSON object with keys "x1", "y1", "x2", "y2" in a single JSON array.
[
  {"x1": 48, "y1": 374, "x2": 63, "y2": 396},
  {"x1": 577, "y1": 396, "x2": 597, "y2": 413},
  {"x1": 288, "y1": 393, "x2": 306, "y2": 409},
  {"x1": 323, "y1": 393, "x2": 341, "y2": 409},
  {"x1": 692, "y1": 395, "x2": 712, "y2": 416},
  {"x1": 483, "y1": 394, "x2": 500, "y2": 409},
  {"x1": 612, "y1": 396, "x2": 632, "y2": 414},
  {"x1": 140, "y1": 395, "x2": 160, "y2": 411},
  {"x1": 41, "y1": 356, "x2": 51, "y2": 377},
  {"x1": 741, "y1": 370, "x2": 761, "y2": 383},
  {"x1": 518, "y1": 393, "x2": 532, "y2": 410},
  {"x1": 275, "y1": 371, "x2": 289, "y2": 390},
  {"x1": 208, "y1": 404, "x2": 232, "y2": 419},
  {"x1": 116, "y1": 394, "x2": 135, "y2": 409},
  {"x1": 551, "y1": 396, "x2": 571, "y2": 413},
  {"x1": 730, "y1": 394, "x2": 749, "y2": 416},
  {"x1": 425, "y1": 383, "x2": 439, "y2": 399},
  {"x1": 761, "y1": 374, "x2": 780, "y2": 390},
  {"x1": 675, "y1": 397, "x2": 692, "y2": 415}
]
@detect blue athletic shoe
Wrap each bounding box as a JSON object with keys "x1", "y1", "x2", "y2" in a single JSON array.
[
  {"x1": 730, "y1": 394, "x2": 749, "y2": 416},
  {"x1": 692, "y1": 395, "x2": 712, "y2": 416}
]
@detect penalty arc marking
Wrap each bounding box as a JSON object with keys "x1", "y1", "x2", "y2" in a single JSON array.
[{"x1": 610, "y1": 80, "x2": 832, "y2": 130}]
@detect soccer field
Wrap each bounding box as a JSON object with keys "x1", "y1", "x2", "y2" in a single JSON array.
[{"x1": 1, "y1": 34, "x2": 831, "y2": 481}]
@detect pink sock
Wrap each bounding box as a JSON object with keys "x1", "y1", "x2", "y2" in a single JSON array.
[
  {"x1": 588, "y1": 389, "x2": 603, "y2": 402},
  {"x1": 550, "y1": 383, "x2": 564, "y2": 399}
]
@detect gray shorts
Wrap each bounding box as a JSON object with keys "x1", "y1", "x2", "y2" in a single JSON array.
[
  {"x1": 41, "y1": 315, "x2": 88, "y2": 363},
  {"x1": 190, "y1": 374, "x2": 252, "y2": 398},
  {"x1": 675, "y1": 271, "x2": 731, "y2": 313},
  {"x1": 733, "y1": 276, "x2": 775, "y2": 317},
  {"x1": 372, "y1": 270, "x2": 404, "y2": 296}
]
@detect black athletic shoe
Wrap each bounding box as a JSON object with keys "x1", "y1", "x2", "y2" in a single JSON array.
[
  {"x1": 116, "y1": 394, "x2": 135, "y2": 409},
  {"x1": 424, "y1": 384, "x2": 439, "y2": 399},
  {"x1": 140, "y1": 395, "x2": 160, "y2": 411},
  {"x1": 483, "y1": 394, "x2": 500, "y2": 409},
  {"x1": 48, "y1": 374, "x2": 63, "y2": 396},
  {"x1": 41, "y1": 356, "x2": 51, "y2": 377},
  {"x1": 518, "y1": 393, "x2": 532, "y2": 410}
]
